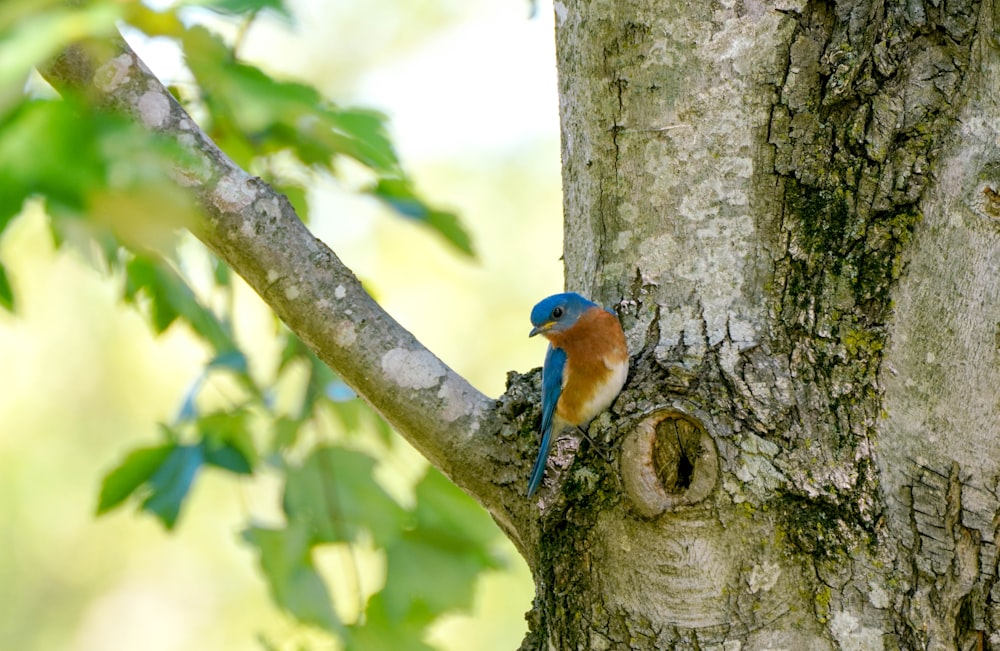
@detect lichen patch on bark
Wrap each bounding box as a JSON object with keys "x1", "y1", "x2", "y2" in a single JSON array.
[
  {"x1": 213, "y1": 172, "x2": 256, "y2": 213},
  {"x1": 94, "y1": 53, "x2": 132, "y2": 92},
  {"x1": 380, "y1": 348, "x2": 445, "y2": 390},
  {"x1": 137, "y1": 89, "x2": 169, "y2": 128},
  {"x1": 437, "y1": 377, "x2": 483, "y2": 428}
]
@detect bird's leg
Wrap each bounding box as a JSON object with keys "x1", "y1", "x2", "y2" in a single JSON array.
[{"x1": 574, "y1": 425, "x2": 613, "y2": 463}]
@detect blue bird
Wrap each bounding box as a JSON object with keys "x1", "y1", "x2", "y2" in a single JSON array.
[{"x1": 527, "y1": 293, "x2": 628, "y2": 497}]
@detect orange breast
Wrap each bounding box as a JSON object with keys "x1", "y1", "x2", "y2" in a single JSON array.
[{"x1": 546, "y1": 307, "x2": 628, "y2": 425}]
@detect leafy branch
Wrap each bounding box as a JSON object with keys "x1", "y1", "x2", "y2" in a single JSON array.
[{"x1": 0, "y1": 1, "x2": 534, "y2": 648}]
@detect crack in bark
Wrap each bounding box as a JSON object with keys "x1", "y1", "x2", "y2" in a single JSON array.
[{"x1": 901, "y1": 460, "x2": 984, "y2": 648}]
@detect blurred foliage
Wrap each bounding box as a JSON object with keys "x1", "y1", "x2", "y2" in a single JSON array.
[
  {"x1": 0, "y1": 0, "x2": 473, "y2": 259},
  {"x1": 0, "y1": 1, "x2": 500, "y2": 649}
]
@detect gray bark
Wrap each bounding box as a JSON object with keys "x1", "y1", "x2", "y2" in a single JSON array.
[{"x1": 549, "y1": 0, "x2": 1000, "y2": 648}]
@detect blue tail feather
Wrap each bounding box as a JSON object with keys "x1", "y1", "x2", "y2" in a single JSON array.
[{"x1": 527, "y1": 425, "x2": 553, "y2": 497}]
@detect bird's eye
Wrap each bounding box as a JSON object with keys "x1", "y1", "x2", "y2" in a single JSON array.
[{"x1": 551, "y1": 307, "x2": 564, "y2": 319}]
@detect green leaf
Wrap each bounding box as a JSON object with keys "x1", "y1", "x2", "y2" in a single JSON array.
[
  {"x1": 123, "y1": 256, "x2": 175, "y2": 331},
  {"x1": 0, "y1": 99, "x2": 103, "y2": 222},
  {"x1": 412, "y1": 469, "x2": 501, "y2": 552},
  {"x1": 381, "y1": 532, "x2": 485, "y2": 625},
  {"x1": 369, "y1": 178, "x2": 474, "y2": 257},
  {"x1": 120, "y1": 4, "x2": 185, "y2": 39},
  {"x1": 276, "y1": 331, "x2": 308, "y2": 374},
  {"x1": 140, "y1": 443, "x2": 204, "y2": 529},
  {"x1": 181, "y1": 27, "x2": 399, "y2": 173},
  {"x1": 346, "y1": 594, "x2": 436, "y2": 651},
  {"x1": 270, "y1": 415, "x2": 302, "y2": 453},
  {"x1": 185, "y1": 0, "x2": 291, "y2": 19},
  {"x1": 303, "y1": 355, "x2": 338, "y2": 419},
  {"x1": 175, "y1": 374, "x2": 205, "y2": 423},
  {"x1": 274, "y1": 183, "x2": 308, "y2": 222},
  {"x1": 124, "y1": 255, "x2": 234, "y2": 353},
  {"x1": 423, "y1": 207, "x2": 474, "y2": 257},
  {"x1": 95, "y1": 444, "x2": 173, "y2": 515},
  {"x1": 279, "y1": 334, "x2": 358, "y2": 422},
  {"x1": 283, "y1": 447, "x2": 405, "y2": 546},
  {"x1": 377, "y1": 471, "x2": 501, "y2": 625},
  {"x1": 243, "y1": 524, "x2": 341, "y2": 632},
  {"x1": 96, "y1": 438, "x2": 207, "y2": 529},
  {"x1": 0, "y1": 261, "x2": 12, "y2": 311},
  {"x1": 327, "y1": 397, "x2": 364, "y2": 433},
  {"x1": 0, "y1": 3, "x2": 122, "y2": 115},
  {"x1": 204, "y1": 442, "x2": 252, "y2": 475},
  {"x1": 210, "y1": 255, "x2": 231, "y2": 287},
  {"x1": 319, "y1": 108, "x2": 398, "y2": 172},
  {"x1": 207, "y1": 349, "x2": 248, "y2": 373},
  {"x1": 0, "y1": 97, "x2": 198, "y2": 239},
  {"x1": 371, "y1": 413, "x2": 395, "y2": 447},
  {"x1": 199, "y1": 408, "x2": 257, "y2": 473}
]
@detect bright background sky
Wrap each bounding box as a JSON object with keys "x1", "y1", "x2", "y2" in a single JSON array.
[{"x1": 0, "y1": 0, "x2": 563, "y2": 649}]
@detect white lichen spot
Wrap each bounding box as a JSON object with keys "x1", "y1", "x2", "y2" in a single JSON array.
[
  {"x1": 830, "y1": 611, "x2": 884, "y2": 651},
  {"x1": 254, "y1": 195, "x2": 281, "y2": 220},
  {"x1": 94, "y1": 54, "x2": 132, "y2": 92},
  {"x1": 381, "y1": 348, "x2": 444, "y2": 390},
  {"x1": 746, "y1": 561, "x2": 780, "y2": 594},
  {"x1": 867, "y1": 581, "x2": 889, "y2": 609},
  {"x1": 653, "y1": 303, "x2": 709, "y2": 364},
  {"x1": 741, "y1": 432, "x2": 780, "y2": 457},
  {"x1": 553, "y1": 0, "x2": 568, "y2": 25},
  {"x1": 728, "y1": 317, "x2": 757, "y2": 347},
  {"x1": 266, "y1": 270, "x2": 280, "y2": 284},
  {"x1": 138, "y1": 90, "x2": 170, "y2": 128},
  {"x1": 333, "y1": 320, "x2": 356, "y2": 347},
  {"x1": 334, "y1": 285, "x2": 347, "y2": 299},
  {"x1": 773, "y1": 0, "x2": 807, "y2": 11},
  {"x1": 619, "y1": 203, "x2": 640, "y2": 223},
  {"x1": 735, "y1": 434, "x2": 786, "y2": 493},
  {"x1": 213, "y1": 172, "x2": 255, "y2": 213},
  {"x1": 718, "y1": 340, "x2": 741, "y2": 380},
  {"x1": 438, "y1": 377, "x2": 474, "y2": 424},
  {"x1": 315, "y1": 298, "x2": 331, "y2": 310},
  {"x1": 615, "y1": 230, "x2": 633, "y2": 252},
  {"x1": 284, "y1": 285, "x2": 300, "y2": 300}
]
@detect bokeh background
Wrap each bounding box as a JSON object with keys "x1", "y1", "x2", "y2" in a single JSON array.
[{"x1": 0, "y1": 0, "x2": 562, "y2": 649}]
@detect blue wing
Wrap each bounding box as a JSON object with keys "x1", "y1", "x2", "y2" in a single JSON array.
[{"x1": 528, "y1": 345, "x2": 567, "y2": 497}]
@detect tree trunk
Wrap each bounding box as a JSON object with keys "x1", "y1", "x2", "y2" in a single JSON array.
[{"x1": 533, "y1": 0, "x2": 1000, "y2": 648}]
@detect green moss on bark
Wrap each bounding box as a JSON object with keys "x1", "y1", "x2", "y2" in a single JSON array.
[{"x1": 762, "y1": 0, "x2": 976, "y2": 558}]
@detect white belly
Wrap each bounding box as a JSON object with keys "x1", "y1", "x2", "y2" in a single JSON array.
[{"x1": 578, "y1": 357, "x2": 628, "y2": 423}]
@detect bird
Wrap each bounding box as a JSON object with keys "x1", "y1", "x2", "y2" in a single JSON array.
[{"x1": 527, "y1": 292, "x2": 628, "y2": 497}]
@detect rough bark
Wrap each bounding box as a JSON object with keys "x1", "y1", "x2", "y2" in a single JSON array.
[
  {"x1": 42, "y1": 0, "x2": 1000, "y2": 646},
  {"x1": 549, "y1": 0, "x2": 1000, "y2": 648}
]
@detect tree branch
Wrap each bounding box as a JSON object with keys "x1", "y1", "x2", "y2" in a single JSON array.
[{"x1": 44, "y1": 38, "x2": 529, "y2": 535}]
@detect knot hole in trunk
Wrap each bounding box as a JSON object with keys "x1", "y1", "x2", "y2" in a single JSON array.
[{"x1": 621, "y1": 410, "x2": 718, "y2": 518}]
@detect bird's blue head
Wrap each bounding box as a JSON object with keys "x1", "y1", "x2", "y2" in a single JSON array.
[{"x1": 529, "y1": 292, "x2": 597, "y2": 337}]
